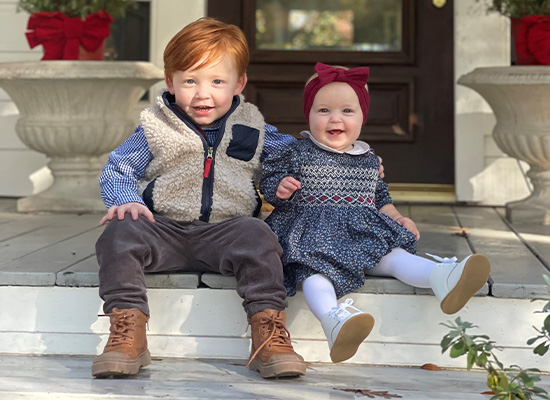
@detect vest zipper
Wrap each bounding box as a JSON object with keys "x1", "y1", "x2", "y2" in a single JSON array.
[{"x1": 203, "y1": 146, "x2": 213, "y2": 178}]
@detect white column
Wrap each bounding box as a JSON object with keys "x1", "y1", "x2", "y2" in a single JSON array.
[
  {"x1": 454, "y1": 0, "x2": 530, "y2": 205},
  {"x1": 148, "y1": 0, "x2": 206, "y2": 98}
]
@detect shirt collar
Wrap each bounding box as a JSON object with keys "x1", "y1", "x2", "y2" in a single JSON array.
[
  {"x1": 300, "y1": 130, "x2": 371, "y2": 155},
  {"x1": 162, "y1": 91, "x2": 240, "y2": 132}
]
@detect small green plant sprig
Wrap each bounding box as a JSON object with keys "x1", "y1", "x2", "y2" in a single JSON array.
[
  {"x1": 528, "y1": 275, "x2": 550, "y2": 357},
  {"x1": 441, "y1": 317, "x2": 549, "y2": 400},
  {"x1": 17, "y1": 0, "x2": 137, "y2": 19},
  {"x1": 476, "y1": 0, "x2": 550, "y2": 17}
]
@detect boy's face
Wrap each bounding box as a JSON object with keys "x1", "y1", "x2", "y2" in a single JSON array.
[
  {"x1": 308, "y1": 82, "x2": 363, "y2": 152},
  {"x1": 165, "y1": 55, "x2": 247, "y2": 128}
]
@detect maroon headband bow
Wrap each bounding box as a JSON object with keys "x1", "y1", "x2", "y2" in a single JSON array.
[{"x1": 304, "y1": 62, "x2": 370, "y2": 125}]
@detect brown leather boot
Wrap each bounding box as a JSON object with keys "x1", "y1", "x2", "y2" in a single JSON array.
[
  {"x1": 92, "y1": 308, "x2": 151, "y2": 378},
  {"x1": 246, "y1": 309, "x2": 306, "y2": 378}
]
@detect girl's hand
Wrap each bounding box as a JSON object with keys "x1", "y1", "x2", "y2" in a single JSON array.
[
  {"x1": 276, "y1": 176, "x2": 302, "y2": 200},
  {"x1": 395, "y1": 216, "x2": 420, "y2": 240}
]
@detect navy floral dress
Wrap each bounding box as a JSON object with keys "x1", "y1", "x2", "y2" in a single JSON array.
[{"x1": 260, "y1": 137, "x2": 417, "y2": 298}]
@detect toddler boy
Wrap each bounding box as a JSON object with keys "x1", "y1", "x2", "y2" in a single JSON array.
[{"x1": 92, "y1": 17, "x2": 306, "y2": 379}]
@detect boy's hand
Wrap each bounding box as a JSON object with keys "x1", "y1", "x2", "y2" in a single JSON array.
[
  {"x1": 378, "y1": 156, "x2": 385, "y2": 179},
  {"x1": 276, "y1": 176, "x2": 302, "y2": 200},
  {"x1": 99, "y1": 202, "x2": 156, "y2": 226},
  {"x1": 395, "y1": 216, "x2": 420, "y2": 240}
]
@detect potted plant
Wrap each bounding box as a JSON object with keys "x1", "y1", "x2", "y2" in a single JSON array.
[
  {"x1": 478, "y1": 0, "x2": 550, "y2": 65},
  {"x1": 17, "y1": 0, "x2": 137, "y2": 60}
]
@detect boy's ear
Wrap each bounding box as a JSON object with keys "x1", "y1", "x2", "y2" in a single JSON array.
[
  {"x1": 233, "y1": 73, "x2": 248, "y2": 96},
  {"x1": 165, "y1": 75, "x2": 175, "y2": 94}
]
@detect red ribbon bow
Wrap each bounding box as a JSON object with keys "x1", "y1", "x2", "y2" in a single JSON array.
[
  {"x1": 26, "y1": 11, "x2": 114, "y2": 60},
  {"x1": 515, "y1": 16, "x2": 550, "y2": 65},
  {"x1": 304, "y1": 62, "x2": 371, "y2": 125},
  {"x1": 316, "y1": 62, "x2": 370, "y2": 88}
]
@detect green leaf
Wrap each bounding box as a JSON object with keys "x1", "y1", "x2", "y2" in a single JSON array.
[
  {"x1": 450, "y1": 341, "x2": 467, "y2": 358},
  {"x1": 527, "y1": 336, "x2": 542, "y2": 345},
  {"x1": 533, "y1": 385, "x2": 548, "y2": 395},
  {"x1": 533, "y1": 343, "x2": 549, "y2": 356},
  {"x1": 467, "y1": 349, "x2": 476, "y2": 370},
  {"x1": 441, "y1": 336, "x2": 454, "y2": 351},
  {"x1": 478, "y1": 352, "x2": 488, "y2": 366}
]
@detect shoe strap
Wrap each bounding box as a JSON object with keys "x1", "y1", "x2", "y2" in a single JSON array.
[
  {"x1": 246, "y1": 312, "x2": 293, "y2": 367},
  {"x1": 426, "y1": 252, "x2": 457, "y2": 265}
]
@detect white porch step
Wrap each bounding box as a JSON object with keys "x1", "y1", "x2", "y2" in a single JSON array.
[{"x1": 1, "y1": 285, "x2": 548, "y2": 372}]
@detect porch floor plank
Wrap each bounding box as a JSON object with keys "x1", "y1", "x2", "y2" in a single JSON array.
[
  {"x1": 0, "y1": 199, "x2": 549, "y2": 300},
  {"x1": 454, "y1": 206, "x2": 549, "y2": 298}
]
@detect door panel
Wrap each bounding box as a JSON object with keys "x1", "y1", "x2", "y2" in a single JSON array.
[{"x1": 208, "y1": 0, "x2": 454, "y2": 184}]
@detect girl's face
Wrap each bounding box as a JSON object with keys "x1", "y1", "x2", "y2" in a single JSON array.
[{"x1": 308, "y1": 82, "x2": 363, "y2": 152}]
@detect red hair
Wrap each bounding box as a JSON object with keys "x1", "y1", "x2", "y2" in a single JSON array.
[{"x1": 164, "y1": 17, "x2": 249, "y2": 79}]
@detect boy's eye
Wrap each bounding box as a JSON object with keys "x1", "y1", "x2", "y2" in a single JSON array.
[
  {"x1": 213, "y1": 79, "x2": 222, "y2": 84},
  {"x1": 185, "y1": 79, "x2": 195, "y2": 85}
]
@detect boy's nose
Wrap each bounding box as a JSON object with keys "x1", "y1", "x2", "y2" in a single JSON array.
[{"x1": 194, "y1": 85, "x2": 210, "y2": 99}]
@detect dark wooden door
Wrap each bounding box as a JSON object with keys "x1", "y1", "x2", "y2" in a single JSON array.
[{"x1": 209, "y1": 0, "x2": 454, "y2": 184}]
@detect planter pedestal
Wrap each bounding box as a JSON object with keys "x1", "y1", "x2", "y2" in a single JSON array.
[
  {"x1": 0, "y1": 61, "x2": 164, "y2": 213},
  {"x1": 459, "y1": 67, "x2": 550, "y2": 225}
]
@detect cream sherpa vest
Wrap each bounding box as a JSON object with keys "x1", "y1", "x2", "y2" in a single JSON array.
[{"x1": 137, "y1": 95, "x2": 265, "y2": 223}]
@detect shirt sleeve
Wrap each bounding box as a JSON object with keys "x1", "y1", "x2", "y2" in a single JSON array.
[
  {"x1": 261, "y1": 123, "x2": 297, "y2": 162},
  {"x1": 260, "y1": 141, "x2": 300, "y2": 208},
  {"x1": 99, "y1": 125, "x2": 153, "y2": 208}
]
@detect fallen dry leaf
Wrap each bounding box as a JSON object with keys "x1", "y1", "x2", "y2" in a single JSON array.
[
  {"x1": 334, "y1": 388, "x2": 402, "y2": 398},
  {"x1": 421, "y1": 363, "x2": 442, "y2": 371},
  {"x1": 449, "y1": 226, "x2": 471, "y2": 238}
]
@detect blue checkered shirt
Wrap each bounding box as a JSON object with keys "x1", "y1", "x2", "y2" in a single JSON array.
[{"x1": 99, "y1": 121, "x2": 296, "y2": 208}]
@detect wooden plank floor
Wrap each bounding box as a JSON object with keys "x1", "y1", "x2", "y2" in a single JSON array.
[{"x1": 1, "y1": 197, "x2": 549, "y2": 299}]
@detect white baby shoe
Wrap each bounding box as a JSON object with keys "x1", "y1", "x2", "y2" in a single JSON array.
[
  {"x1": 427, "y1": 253, "x2": 491, "y2": 315},
  {"x1": 320, "y1": 298, "x2": 375, "y2": 363}
]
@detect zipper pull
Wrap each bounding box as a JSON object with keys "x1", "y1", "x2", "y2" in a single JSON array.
[{"x1": 203, "y1": 147, "x2": 213, "y2": 178}]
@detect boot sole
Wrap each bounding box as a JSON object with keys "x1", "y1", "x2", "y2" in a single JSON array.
[
  {"x1": 248, "y1": 358, "x2": 306, "y2": 379},
  {"x1": 330, "y1": 313, "x2": 375, "y2": 363},
  {"x1": 92, "y1": 350, "x2": 151, "y2": 378},
  {"x1": 440, "y1": 254, "x2": 491, "y2": 315}
]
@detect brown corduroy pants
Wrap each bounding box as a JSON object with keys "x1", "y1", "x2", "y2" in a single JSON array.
[{"x1": 95, "y1": 215, "x2": 287, "y2": 318}]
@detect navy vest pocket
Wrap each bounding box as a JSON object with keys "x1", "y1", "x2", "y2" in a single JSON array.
[{"x1": 226, "y1": 124, "x2": 259, "y2": 161}]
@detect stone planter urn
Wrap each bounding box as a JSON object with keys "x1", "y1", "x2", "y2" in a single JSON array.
[
  {"x1": 0, "y1": 61, "x2": 164, "y2": 213},
  {"x1": 459, "y1": 67, "x2": 550, "y2": 225}
]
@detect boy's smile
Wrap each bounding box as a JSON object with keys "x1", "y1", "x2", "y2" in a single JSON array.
[{"x1": 165, "y1": 55, "x2": 247, "y2": 129}]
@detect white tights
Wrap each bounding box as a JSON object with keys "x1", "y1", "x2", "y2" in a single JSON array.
[{"x1": 302, "y1": 248, "x2": 437, "y2": 321}]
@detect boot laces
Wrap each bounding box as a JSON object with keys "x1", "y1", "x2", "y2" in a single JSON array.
[
  {"x1": 426, "y1": 253, "x2": 457, "y2": 265},
  {"x1": 246, "y1": 312, "x2": 293, "y2": 367},
  {"x1": 99, "y1": 309, "x2": 138, "y2": 349},
  {"x1": 328, "y1": 298, "x2": 361, "y2": 321}
]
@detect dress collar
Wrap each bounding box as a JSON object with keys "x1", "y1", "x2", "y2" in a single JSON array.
[{"x1": 300, "y1": 130, "x2": 371, "y2": 155}]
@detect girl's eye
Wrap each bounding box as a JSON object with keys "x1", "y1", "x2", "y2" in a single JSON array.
[
  {"x1": 319, "y1": 108, "x2": 329, "y2": 113},
  {"x1": 343, "y1": 109, "x2": 352, "y2": 114},
  {"x1": 213, "y1": 79, "x2": 222, "y2": 84}
]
